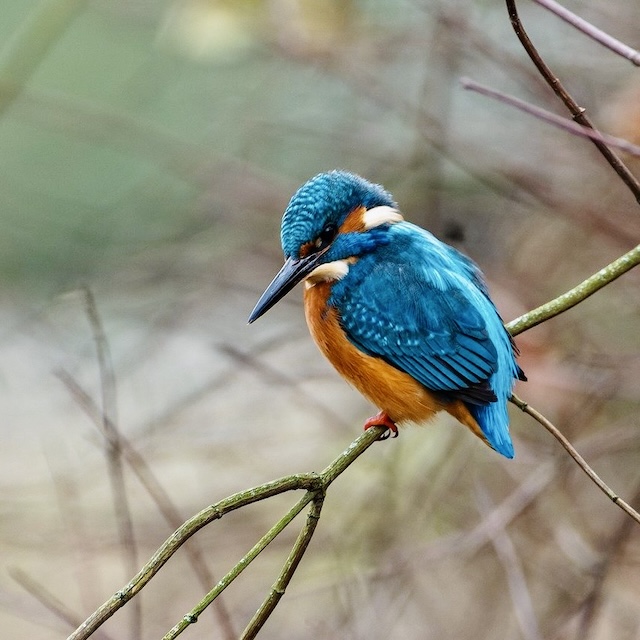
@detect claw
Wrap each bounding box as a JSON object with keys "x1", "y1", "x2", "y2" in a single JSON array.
[{"x1": 363, "y1": 411, "x2": 398, "y2": 440}]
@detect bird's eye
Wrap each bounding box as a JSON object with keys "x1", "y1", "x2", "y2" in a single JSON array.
[{"x1": 314, "y1": 223, "x2": 338, "y2": 251}]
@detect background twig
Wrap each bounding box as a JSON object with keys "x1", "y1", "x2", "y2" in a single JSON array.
[
  {"x1": 82, "y1": 288, "x2": 141, "y2": 640},
  {"x1": 531, "y1": 0, "x2": 640, "y2": 65},
  {"x1": 461, "y1": 78, "x2": 640, "y2": 157},
  {"x1": 506, "y1": 0, "x2": 640, "y2": 203}
]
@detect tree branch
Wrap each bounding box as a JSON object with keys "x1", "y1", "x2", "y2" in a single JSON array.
[
  {"x1": 506, "y1": 243, "x2": 640, "y2": 336},
  {"x1": 505, "y1": 0, "x2": 640, "y2": 204},
  {"x1": 67, "y1": 426, "x2": 385, "y2": 640},
  {"x1": 510, "y1": 394, "x2": 640, "y2": 526}
]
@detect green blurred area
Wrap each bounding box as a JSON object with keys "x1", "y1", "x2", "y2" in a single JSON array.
[
  {"x1": 0, "y1": 0, "x2": 428, "y2": 291},
  {"x1": 0, "y1": 0, "x2": 565, "y2": 293}
]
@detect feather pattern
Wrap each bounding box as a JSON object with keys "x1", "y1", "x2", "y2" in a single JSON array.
[{"x1": 330, "y1": 222, "x2": 519, "y2": 457}]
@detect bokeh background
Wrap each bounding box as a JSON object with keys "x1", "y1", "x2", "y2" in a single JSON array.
[{"x1": 1, "y1": 0, "x2": 640, "y2": 638}]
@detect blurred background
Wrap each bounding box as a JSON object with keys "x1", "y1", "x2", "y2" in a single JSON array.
[{"x1": 1, "y1": 0, "x2": 640, "y2": 638}]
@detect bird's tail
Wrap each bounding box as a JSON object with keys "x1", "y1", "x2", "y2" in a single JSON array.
[
  {"x1": 465, "y1": 324, "x2": 521, "y2": 459},
  {"x1": 468, "y1": 402, "x2": 514, "y2": 458},
  {"x1": 447, "y1": 400, "x2": 514, "y2": 458}
]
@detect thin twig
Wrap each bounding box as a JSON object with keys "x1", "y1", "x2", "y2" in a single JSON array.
[
  {"x1": 163, "y1": 491, "x2": 319, "y2": 640},
  {"x1": 424, "y1": 461, "x2": 556, "y2": 560},
  {"x1": 475, "y1": 487, "x2": 542, "y2": 640},
  {"x1": 511, "y1": 394, "x2": 640, "y2": 526},
  {"x1": 10, "y1": 568, "x2": 115, "y2": 640},
  {"x1": 461, "y1": 78, "x2": 640, "y2": 158},
  {"x1": 505, "y1": 0, "x2": 640, "y2": 204},
  {"x1": 82, "y1": 288, "x2": 141, "y2": 640},
  {"x1": 531, "y1": 0, "x2": 640, "y2": 65},
  {"x1": 506, "y1": 243, "x2": 640, "y2": 336},
  {"x1": 220, "y1": 343, "x2": 352, "y2": 430},
  {"x1": 577, "y1": 482, "x2": 640, "y2": 640},
  {"x1": 0, "y1": 0, "x2": 88, "y2": 114},
  {"x1": 240, "y1": 494, "x2": 325, "y2": 639}
]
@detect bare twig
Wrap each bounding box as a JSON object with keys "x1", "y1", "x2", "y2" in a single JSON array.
[
  {"x1": 240, "y1": 494, "x2": 325, "y2": 639},
  {"x1": 424, "y1": 461, "x2": 556, "y2": 560},
  {"x1": 475, "y1": 487, "x2": 542, "y2": 640},
  {"x1": 505, "y1": 0, "x2": 640, "y2": 204},
  {"x1": 10, "y1": 568, "x2": 115, "y2": 640},
  {"x1": 220, "y1": 343, "x2": 352, "y2": 430},
  {"x1": 511, "y1": 395, "x2": 640, "y2": 526},
  {"x1": 0, "y1": 0, "x2": 88, "y2": 114},
  {"x1": 461, "y1": 78, "x2": 640, "y2": 158},
  {"x1": 82, "y1": 288, "x2": 141, "y2": 640},
  {"x1": 531, "y1": 0, "x2": 640, "y2": 65},
  {"x1": 577, "y1": 483, "x2": 640, "y2": 640}
]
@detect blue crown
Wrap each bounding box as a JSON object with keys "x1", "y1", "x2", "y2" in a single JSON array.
[{"x1": 280, "y1": 171, "x2": 396, "y2": 258}]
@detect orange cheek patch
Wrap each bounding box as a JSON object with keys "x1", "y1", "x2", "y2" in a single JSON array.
[
  {"x1": 339, "y1": 206, "x2": 366, "y2": 234},
  {"x1": 299, "y1": 241, "x2": 315, "y2": 258}
]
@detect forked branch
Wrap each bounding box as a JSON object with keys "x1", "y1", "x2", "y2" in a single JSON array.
[
  {"x1": 68, "y1": 427, "x2": 385, "y2": 640},
  {"x1": 506, "y1": 0, "x2": 640, "y2": 203}
]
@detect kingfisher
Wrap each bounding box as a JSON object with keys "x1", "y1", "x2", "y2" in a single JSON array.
[{"x1": 248, "y1": 171, "x2": 525, "y2": 457}]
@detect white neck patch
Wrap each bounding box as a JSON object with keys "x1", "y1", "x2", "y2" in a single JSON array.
[
  {"x1": 305, "y1": 259, "x2": 350, "y2": 288},
  {"x1": 363, "y1": 205, "x2": 404, "y2": 229}
]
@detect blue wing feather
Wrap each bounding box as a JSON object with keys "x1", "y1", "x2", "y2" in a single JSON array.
[
  {"x1": 330, "y1": 222, "x2": 520, "y2": 457},
  {"x1": 334, "y1": 243, "x2": 499, "y2": 402}
]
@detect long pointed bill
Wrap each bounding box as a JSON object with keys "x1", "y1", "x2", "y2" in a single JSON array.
[{"x1": 248, "y1": 253, "x2": 323, "y2": 323}]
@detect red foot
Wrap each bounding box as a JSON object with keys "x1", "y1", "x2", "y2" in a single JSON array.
[{"x1": 363, "y1": 411, "x2": 399, "y2": 440}]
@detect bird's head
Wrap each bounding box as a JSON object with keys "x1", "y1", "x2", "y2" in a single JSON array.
[{"x1": 248, "y1": 171, "x2": 403, "y2": 323}]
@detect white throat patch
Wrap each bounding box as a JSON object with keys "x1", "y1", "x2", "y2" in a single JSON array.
[
  {"x1": 363, "y1": 205, "x2": 404, "y2": 229},
  {"x1": 305, "y1": 260, "x2": 350, "y2": 288}
]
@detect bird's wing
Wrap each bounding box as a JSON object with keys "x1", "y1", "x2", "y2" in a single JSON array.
[{"x1": 336, "y1": 259, "x2": 500, "y2": 405}]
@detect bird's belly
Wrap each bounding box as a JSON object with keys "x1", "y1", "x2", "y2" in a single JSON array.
[{"x1": 303, "y1": 283, "x2": 480, "y2": 431}]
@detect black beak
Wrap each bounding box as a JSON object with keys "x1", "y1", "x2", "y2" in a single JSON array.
[{"x1": 248, "y1": 253, "x2": 323, "y2": 323}]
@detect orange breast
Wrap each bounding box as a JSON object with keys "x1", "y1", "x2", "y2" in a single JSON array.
[{"x1": 303, "y1": 282, "x2": 487, "y2": 441}]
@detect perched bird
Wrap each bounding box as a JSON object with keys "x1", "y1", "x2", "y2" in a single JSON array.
[{"x1": 248, "y1": 171, "x2": 525, "y2": 457}]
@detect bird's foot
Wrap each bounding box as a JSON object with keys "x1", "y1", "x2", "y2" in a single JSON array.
[{"x1": 363, "y1": 411, "x2": 399, "y2": 440}]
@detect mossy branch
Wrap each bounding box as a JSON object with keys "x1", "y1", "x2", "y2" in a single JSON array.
[
  {"x1": 506, "y1": 243, "x2": 640, "y2": 336},
  {"x1": 67, "y1": 426, "x2": 385, "y2": 640}
]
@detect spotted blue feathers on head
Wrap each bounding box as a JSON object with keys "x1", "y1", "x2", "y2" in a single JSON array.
[{"x1": 280, "y1": 171, "x2": 396, "y2": 258}]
